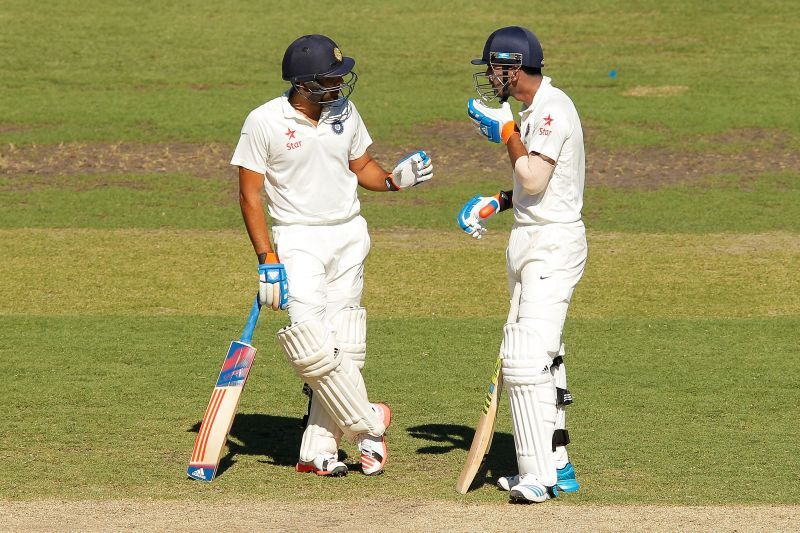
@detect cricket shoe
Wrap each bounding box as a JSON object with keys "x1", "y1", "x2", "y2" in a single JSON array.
[
  {"x1": 509, "y1": 474, "x2": 558, "y2": 504},
  {"x1": 295, "y1": 452, "x2": 347, "y2": 477},
  {"x1": 497, "y1": 462, "x2": 580, "y2": 493},
  {"x1": 357, "y1": 403, "x2": 392, "y2": 476}
]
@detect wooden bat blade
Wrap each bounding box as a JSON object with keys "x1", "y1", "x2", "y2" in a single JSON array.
[
  {"x1": 187, "y1": 340, "x2": 256, "y2": 482},
  {"x1": 455, "y1": 357, "x2": 502, "y2": 494}
]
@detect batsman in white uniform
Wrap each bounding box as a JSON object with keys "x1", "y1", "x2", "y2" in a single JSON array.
[
  {"x1": 457, "y1": 26, "x2": 586, "y2": 503},
  {"x1": 232, "y1": 34, "x2": 433, "y2": 477}
]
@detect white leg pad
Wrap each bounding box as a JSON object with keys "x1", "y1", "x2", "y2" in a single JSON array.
[
  {"x1": 502, "y1": 323, "x2": 557, "y2": 487},
  {"x1": 331, "y1": 306, "x2": 367, "y2": 375},
  {"x1": 299, "y1": 394, "x2": 341, "y2": 463},
  {"x1": 278, "y1": 320, "x2": 384, "y2": 437},
  {"x1": 300, "y1": 307, "x2": 369, "y2": 459}
]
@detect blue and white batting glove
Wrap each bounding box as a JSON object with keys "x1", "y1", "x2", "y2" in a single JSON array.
[
  {"x1": 467, "y1": 99, "x2": 519, "y2": 144},
  {"x1": 386, "y1": 150, "x2": 433, "y2": 190},
  {"x1": 457, "y1": 194, "x2": 501, "y2": 239},
  {"x1": 258, "y1": 253, "x2": 288, "y2": 311}
]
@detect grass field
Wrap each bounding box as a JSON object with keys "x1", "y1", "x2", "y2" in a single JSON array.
[{"x1": 2, "y1": 0, "x2": 799, "y2": 528}]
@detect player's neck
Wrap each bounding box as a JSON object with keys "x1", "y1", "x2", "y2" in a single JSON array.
[
  {"x1": 515, "y1": 75, "x2": 543, "y2": 107},
  {"x1": 288, "y1": 91, "x2": 322, "y2": 124}
]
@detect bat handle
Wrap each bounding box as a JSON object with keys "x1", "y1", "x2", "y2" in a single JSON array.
[{"x1": 240, "y1": 294, "x2": 262, "y2": 345}]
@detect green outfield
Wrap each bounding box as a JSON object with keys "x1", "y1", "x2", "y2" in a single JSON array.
[{"x1": 1, "y1": 0, "x2": 799, "y2": 511}]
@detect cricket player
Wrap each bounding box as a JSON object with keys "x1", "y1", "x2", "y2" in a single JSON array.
[
  {"x1": 457, "y1": 26, "x2": 586, "y2": 503},
  {"x1": 233, "y1": 34, "x2": 433, "y2": 477}
]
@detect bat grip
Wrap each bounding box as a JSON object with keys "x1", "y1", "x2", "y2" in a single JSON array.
[{"x1": 240, "y1": 294, "x2": 262, "y2": 345}]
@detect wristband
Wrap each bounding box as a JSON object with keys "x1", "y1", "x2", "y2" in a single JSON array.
[
  {"x1": 498, "y1": 190, "x2": 513, "y2": 212},
  {"x1": 258, "y1": 251, "x2": 279, "y2": 264},
  {"x1": 501, "y1": 122, "x2": 521, "y2": 144},
  {"x1": 385, "y1": 174, "x2": 400, "y2": 191}
]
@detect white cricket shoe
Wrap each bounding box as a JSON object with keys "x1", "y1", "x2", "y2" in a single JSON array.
[
  {"x1": 357, "y1": 403, "x2": 392, "y2": 476},
  {"x1": 497, "y1": 474, "x2": 519, "y2": 491},
  {"x1": 509, "y1": 474, "x2": 555, "y2": 503},
  {"x1": 499, "y1": 463, "x2": 580, "y2": 493},
  {"x1": 295, "y1": 452, "x2": 347, "y2": 477}
]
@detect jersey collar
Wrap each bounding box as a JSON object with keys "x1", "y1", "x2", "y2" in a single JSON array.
[{"x1": 281, "y1": 91, "x2": 316, "y2": 124}]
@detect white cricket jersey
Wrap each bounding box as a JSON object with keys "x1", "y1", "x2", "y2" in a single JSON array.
[
  {"x1": 514, "y1": 76, "x2": 585, "y2": 225},
  {"x1": 230, "y1": 93, "x2": 372, "y2": 225}
]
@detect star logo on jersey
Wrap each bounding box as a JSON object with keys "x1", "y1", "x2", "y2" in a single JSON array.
[
  {"x1": 285, "y1": 128, "x2": 296, "y2": 140},
  {"x1": 543, "y1": 114, "x2": 554, "y2": 126}
]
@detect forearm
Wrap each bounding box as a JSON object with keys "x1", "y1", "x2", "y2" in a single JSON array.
[
  {"x1": 239, "y1": 192, "x2": 273, "y2": 260},
  {"x1": 356, "y1": 159, "x2": 393, "y2": 191},
  {"x1": 505, "y1": 131, "x2": 527, "y2": 166},
  {"x1": 238, "y1": 167, "x2": 273, "y2": 261}
]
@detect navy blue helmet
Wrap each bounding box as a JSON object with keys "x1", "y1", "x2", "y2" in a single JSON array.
[
  {"x1": 472, "y1": 26, "x2": 544, "y2": 102},
  {"x1": 282, "y1": 34, "x2": 358, "y2": 108}
]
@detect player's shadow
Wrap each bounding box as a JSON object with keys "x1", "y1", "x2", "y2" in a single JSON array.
[
  {"x1": 407, "y1": 423, "x2": 517, "y2": 491},
  {"x1": 188, "y1": 413, "x2": 305, "y2": 477}
]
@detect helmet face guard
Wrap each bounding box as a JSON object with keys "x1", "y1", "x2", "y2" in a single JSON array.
[
  {"x1": 473, "y1": 52, "x2": 522, "y2": 103},
  {"x1": 292, "y1": 70, "x2": 358, "y2": 110}
]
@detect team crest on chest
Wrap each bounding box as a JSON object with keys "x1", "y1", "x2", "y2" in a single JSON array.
[{"x1": 331, "y1": 119, "x2": 344, "y2": 135}]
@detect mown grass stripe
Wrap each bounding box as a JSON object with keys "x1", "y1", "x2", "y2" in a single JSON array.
[{"x1": 1, "y1": 229, "x2": 797, "y2": 319}]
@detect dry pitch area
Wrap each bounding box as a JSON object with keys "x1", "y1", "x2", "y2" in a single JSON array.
[
  {"x1": 1, "y1": 501, "x2": 798, "y2": 532},
  {"x1": 2, "y1": 124, "x2": 797, "y2": 190}
]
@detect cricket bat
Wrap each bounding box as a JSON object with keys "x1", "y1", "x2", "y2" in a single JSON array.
[
  {"x1": 187, "y1": 296, "x2": 261, "y2": 482},
  {"x1": 455, "y1": 283, "x2": 521, "y2": 494}
]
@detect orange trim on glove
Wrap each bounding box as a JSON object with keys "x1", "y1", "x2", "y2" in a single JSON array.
[
  {"x1": 501, "y1": 122, "x2": 520, "y2": 144},
  {"x1": 265, "y1": 252, "x2": 280, "y2": 264},
  {"x1": 478, "y1": 194, "x2": 501, "y2": 219}
]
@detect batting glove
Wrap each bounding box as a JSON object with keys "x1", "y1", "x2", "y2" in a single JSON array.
[
  {"x1": 386, "y1": 150, "x2": 433, "y2": 190},
  {"x1": 258, "y1": 253, "x2": 288, "y2": 311},
  {"x1": 457, "y1": 194, "x2": 500, "y2": 239},
  {"x1": 467, "y1": 99, "x2": 519, "y2": 144}
]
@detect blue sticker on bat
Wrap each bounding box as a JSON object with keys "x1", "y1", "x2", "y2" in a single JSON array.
[{"x1": 216, "y1": 341, "x2": 256, "y2": 388}]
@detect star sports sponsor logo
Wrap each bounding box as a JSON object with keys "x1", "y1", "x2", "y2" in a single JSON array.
[{"x1": 285, "y1": 127, "x2": 302, "y2": 150}]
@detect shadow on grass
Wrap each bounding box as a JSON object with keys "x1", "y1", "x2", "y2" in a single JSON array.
[
  {"x1": 189, "y1": 413, "x2": 305, "y2": 477},
  {"x1": 407, "y1": 423, "x2": 517, "y2": 491}
]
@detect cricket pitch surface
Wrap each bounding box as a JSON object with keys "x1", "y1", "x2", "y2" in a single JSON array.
[{"x1": 1, "y1": 501, "x2": 798, "y2": 532}]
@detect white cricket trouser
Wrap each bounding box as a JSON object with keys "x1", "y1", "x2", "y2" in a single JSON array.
[
  {"x1": 506, "y1": 221, "x2": 587, "y2": 352},
  {"x1": 272, "y1": 215, "x2": 372, "y2": 462},
  {"x1": 272, "y1": 215, "x2": 371, "y2": 324},
  {"x1": 505, "y1": 221, "x2": 587, "y2": 477}
]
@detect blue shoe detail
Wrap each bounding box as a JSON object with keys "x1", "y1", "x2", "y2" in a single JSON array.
[{"x1": 556, "y1": 463, "x2": 580, "y2": 493}]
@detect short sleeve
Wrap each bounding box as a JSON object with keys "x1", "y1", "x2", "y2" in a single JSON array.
[
  {"x1": 526, "y1": 103, "x2": 571, "y2": 163},
  {"x1": 230, "y1": 110, "x2": 269, "y2": 175},
  {"x1": 347, "y1": 103, "x2": 373, "y2": 160}
]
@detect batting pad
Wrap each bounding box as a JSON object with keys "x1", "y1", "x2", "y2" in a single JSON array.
[
  {"x1": 299, "y1": 395, "x2": 341, "y2": 463},
  {"x1": 501, "y1": 323, "x2": 558, "y2": 487},
  {"x1": 278, "y1": 320, "x2": 384, "y2": 438},
  {"x1": 331, "y1": 306, "x2": 367, "y2": 379},
  {"x1": 300, "y1": 309, "x2": 368, "y2": 461}
]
